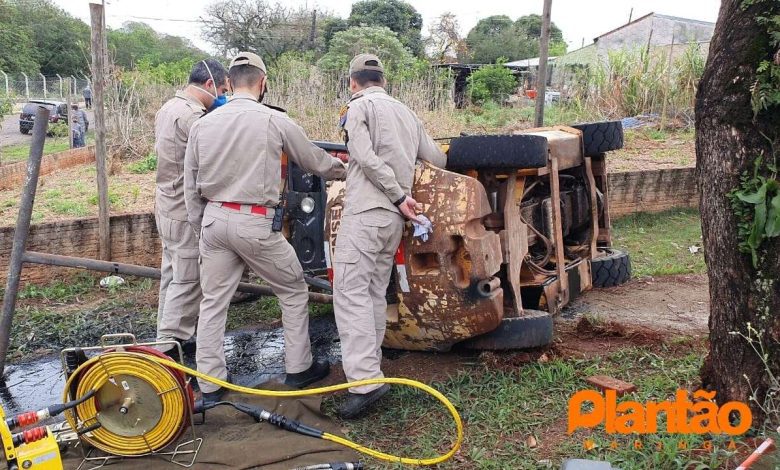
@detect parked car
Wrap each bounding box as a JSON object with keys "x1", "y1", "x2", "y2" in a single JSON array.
[{"x1": 19, "y1": 100, "x2": 68, "y2": 134}]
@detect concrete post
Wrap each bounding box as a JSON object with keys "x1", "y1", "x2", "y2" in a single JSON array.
[
  {"x1": 21, "y1": 72, "x2": 29, "y2": 98},
  {"x1": 40, "y1": 73, "x2": 47, "y2": 99},
  {"x1": 0, "y1": 71, "x2": 7, "y2": 97}
]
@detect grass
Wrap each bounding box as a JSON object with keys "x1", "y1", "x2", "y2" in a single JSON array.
[
  {"x1": 336, "y1": 345, "x2": 750, "y2": 469},
  {"x1": 128, "y1": 154, "x2": 157, "y2": 174},
  {"x1": 612, "y1": 209, "x2": 705, "y2": 277},
  {"x1": 608, "y1": 127, "x2": 696, "y2": 172},
  {"x1": 0, "y1": 161, "x2": 156, "y2": 226},
  {"x1": 0, "y1": 139, "x2": 71, "y2": 164}
]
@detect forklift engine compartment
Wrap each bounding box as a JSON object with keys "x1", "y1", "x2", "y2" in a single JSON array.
[{"x1": 293, "y1": 121, "x2": 629, "y2": 352}]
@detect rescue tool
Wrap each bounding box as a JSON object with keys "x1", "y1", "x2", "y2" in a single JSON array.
[{"x1": 0, "y1": 334, "x2": 462, "y2": 469}]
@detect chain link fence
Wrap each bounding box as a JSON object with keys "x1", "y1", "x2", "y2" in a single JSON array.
[{"x1": 0, "y1": 71, "x2": 91, "y2": 102}]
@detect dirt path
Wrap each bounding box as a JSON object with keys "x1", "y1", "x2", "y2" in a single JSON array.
[
  {"x1": 0, "y1": 106, "x2": 94, "y2": 148},
  {"x1": 566, "y1": 274, "x2": 709, "y2": 335},
  {"x1": 0, "y1": 113, "x2": 28, "y2": 147}
]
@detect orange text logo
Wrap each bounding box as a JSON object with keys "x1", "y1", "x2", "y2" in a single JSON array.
[{"x1": 567, "y1": 389, "x2": 752, "y2": 435}]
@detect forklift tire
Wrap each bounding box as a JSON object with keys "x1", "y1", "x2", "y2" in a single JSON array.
[
  {"x1": 572, "y1": 121, "x2": 624, "y2": 156},
  {"x1": 461, "y1": 310, "x2": 553, "y2": 350},
  {"x1": 591, "y1": 248, "x2": 631, "y2": 288},
  {"x1": 446, "y1": 134, "x2": 548, "y2": 170}
]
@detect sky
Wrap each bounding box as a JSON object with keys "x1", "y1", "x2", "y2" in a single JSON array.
[{"x1": 51, "y1": 0, "x2": 723, "y2": 54}]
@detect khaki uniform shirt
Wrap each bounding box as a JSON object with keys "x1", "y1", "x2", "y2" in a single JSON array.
[
  {"x1": 154, "y1": 90, "x2": 206, "y2": 221},
  {"x1": 184, "y1": 91, "x2": 347, "y2": 229},
  {"x1": 342, "y1": 86, "x2": 447, "y2": 215}
]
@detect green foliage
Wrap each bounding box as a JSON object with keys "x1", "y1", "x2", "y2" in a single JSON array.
[
  {"x1": 317, "y1": 26, "x2": 414, "y2": 74},
  {"x1": 128, "y1": 154, "x2": 158, "y2": 174},
  {"x1": 0, "y1": 96, "x2": 14, "y2": 116},
  {"x1": 137, "y1": 58, "x2": 195, "y2": 86},
  {"x1": 88, "y1": 191, "x2": 120, "y2": 206},
  {"x1": 48, "y1": 121, "x2": 69, "y2": 138},
  {"x1": 0, "y1": 2, "x2": 38, "y2": 73},
  {"x1": 10, "y1": 0, "x2": 90, "y2": 75},
  {"x1": 729, "y1": 155, "x2": 780, "y2": 267},
  {"x1": 19, "y1": 273, "x2": 95, "y2": 301},
  {"x1": 462, "y1": 14, "x2": 566, "y2": 63},
  {"x1": 466, "y1": 62, "x2": 517, "y2": 104},
  {"x1": 348, "y1": 0, "x2": 423, "y2": 56},
  {"x1": 749, "y1": 10, "x2": 780, "y2": 115},
  {"x1": 565, "y1": 43, "x2": 704, "y2": 121},
  {"x1": 109, "y1": 22, "x2": 206, "y2": 70},
  {"x1": 320, "y1": 17, "x2": 349, "y2": 50},
  {"x1": 613, "y1": 209, "x2": 706, "y2": 277}
]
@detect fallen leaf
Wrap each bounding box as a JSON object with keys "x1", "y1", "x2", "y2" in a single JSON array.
[
  {"x1": 537, "y1": 353, "x2": 549, "y2": 364},
  {"x1": 526, "y1": 435, "x2": 538, "y2": 448}
]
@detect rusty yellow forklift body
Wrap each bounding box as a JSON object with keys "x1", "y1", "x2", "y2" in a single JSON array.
[{"x1": 322, "y1": 122, "x2": 627, "y2": 351}]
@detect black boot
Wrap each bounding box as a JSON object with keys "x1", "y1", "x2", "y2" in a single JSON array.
[
  {"x1": 284, "y1": 360, "x2": 330, "y2": 388},
  {"x1": 338, "y1": 384, "x2": 391, "y2": 419}
]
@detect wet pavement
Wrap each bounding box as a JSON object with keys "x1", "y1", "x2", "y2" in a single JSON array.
[{"x1": 0, "y1": 316, "x2": 342, "y2": 416}]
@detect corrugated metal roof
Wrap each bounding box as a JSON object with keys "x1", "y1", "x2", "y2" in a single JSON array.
[{"x1": 504, "y1": 57, "x2": 558, "y2": 68}]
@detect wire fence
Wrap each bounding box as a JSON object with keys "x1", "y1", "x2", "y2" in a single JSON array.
[{"x1": 0, "y1": 71, "x2": 91, "y2": 102}]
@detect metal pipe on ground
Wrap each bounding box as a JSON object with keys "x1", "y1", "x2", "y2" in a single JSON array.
[
  {"x1": 20, "y1": 251, "x2": 333, "y2": 304},
  {"x1": 0, "y1": 106, "x2": 51, "y2": 376}
]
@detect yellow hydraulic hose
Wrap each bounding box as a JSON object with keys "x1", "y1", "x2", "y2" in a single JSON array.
[{"x1": 63, "y1": 351, "x2": 463, "y2": 466}]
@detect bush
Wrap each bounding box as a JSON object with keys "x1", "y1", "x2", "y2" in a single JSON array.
[
  {"x1": 0, "y1": 97, "x2": 13, "y2": 116},
  {"x1": 128, "y1": 154, "x2": 157, "y2": 174},
  {"x1": 48, "y1": 121, "x2": 69, "y2": 138},
  {"x1": 467, "y1": 63, "x2": 518, "y2": 104},
  {"x1": 317, "y1": 26, "x2": 414, "y2": 75}
]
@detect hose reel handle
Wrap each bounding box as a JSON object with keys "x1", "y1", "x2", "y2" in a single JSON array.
[{"x1": 100, "y1": 333, "x2": 138, "y2": 347}]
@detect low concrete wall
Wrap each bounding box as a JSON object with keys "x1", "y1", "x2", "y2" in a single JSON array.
[
  {"x1": 0, "y1": 212, "x2": 161, "y2": 285},
  {"x1": 607, "y1": 168, "x2": 698, "y2": 217},
  {"x1": 0, "y1": 167, "x2": 699, "y2": 285},
  {"x1": 0, "y1": 146, "x2": 95, "y2": 191}
]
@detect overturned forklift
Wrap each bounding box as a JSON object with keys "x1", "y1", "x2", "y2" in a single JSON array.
[{"x1": 285, "y1": 121, "x2": 630, "y2": 351}]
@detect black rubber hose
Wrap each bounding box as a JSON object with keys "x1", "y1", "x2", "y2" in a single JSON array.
[{"x1": 48, "y1": 388, "x2": 96, "y2": 417}]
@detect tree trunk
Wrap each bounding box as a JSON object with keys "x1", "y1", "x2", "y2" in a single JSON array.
[{"x1": 696, "y1": 0, "x2": 780, "y2": 426}]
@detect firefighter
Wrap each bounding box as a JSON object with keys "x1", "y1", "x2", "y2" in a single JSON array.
[
  {"x1": 184, "y1": 52, "x2": 346, "y2": 402},
  {"x1": 154, "y1": 59, "x2": 229, "y2": 362},
  {"x1": 333, "y1": 54, "x2": 447, "y2": 418}
]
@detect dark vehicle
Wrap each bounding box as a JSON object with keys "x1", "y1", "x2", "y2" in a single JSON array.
[{"x1": 19, "y1": 100, "x2": 68, "y2": 134}]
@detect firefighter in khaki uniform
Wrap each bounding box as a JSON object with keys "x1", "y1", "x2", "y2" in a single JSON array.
[
  {"x1": 184, "y1": 52, "x2": 347, "y2": 401},
  {"x1": 154, "y1": 59, "x2": 229, "y2": 361},
  {"x1": 333, "y1": 54, "x2": 447, "y2": 418}
]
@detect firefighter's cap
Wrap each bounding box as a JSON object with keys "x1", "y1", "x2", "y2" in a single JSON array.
[
  {"x1": 349, "y1": 53, "x2": 384, "y2": 75},
  {"x1": 229, "y1": 52, "x2": 267, "y2": 74}
]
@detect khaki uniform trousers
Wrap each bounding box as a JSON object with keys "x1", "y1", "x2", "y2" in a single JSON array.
[
  {"x1": 197, "y1": 203, "x2": 313, "y2": 393},
  {"x1": 156, "y1": 211, "x2": 202, "y2": 347},
  {"x1": 333, "y1": 208, "x2": 404, "y2": 394}
]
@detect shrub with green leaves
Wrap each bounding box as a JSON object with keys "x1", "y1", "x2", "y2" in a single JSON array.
[
  {"x1": 466, "y1": 62, "x2": 517, "y2": 104},
  {"x1": 128, "y1": 154, "x2": 157, "y2": 174},
  {"x1": 48, "y1": 121, "x2": 69, "y2": 138},
  {"x1": 729, "y1": 155, "x2": 780, "y2": 267},
  {"x1": 317, "y1": 26, "x2": 414, "y2": 75}
]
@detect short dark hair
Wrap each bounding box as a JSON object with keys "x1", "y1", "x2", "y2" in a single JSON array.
[
  {"x1": 229, "y1": 64, "x2": 265, "y2": 88},
  {"x1": 350, "y1": 70, "x2": 384, "y2": 87},
  {"x1": 189, "y1": 59, "x2": 228, "y2": 87}
]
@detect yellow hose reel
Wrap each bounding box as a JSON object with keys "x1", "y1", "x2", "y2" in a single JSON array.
[{"x1": 61, "y1": 335, "x2": 463, "y2": 467}]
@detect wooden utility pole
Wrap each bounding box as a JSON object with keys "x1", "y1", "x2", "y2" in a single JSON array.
[
  {"x1": 534, "y1": 0, "x2": 553, "y2": 127},
  {"x1": 309, "y1": 9, "x2": 317, "y2": 47},
  {"x1": 90, "y1": 2, "x2": 111, "y2": 260}
]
